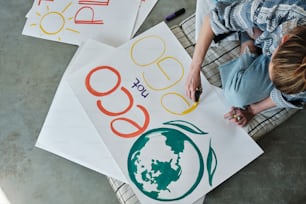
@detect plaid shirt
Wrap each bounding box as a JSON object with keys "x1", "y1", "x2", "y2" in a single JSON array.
[
  {"x1": 210, "y1": 0, "x2": 306, "y2": 108},
  {"x1": 210, "y1": 0, "x2": 306, "y2": 56}
]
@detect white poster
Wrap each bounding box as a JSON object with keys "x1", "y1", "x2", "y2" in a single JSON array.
[
  {"x1": 23, "y1": 0, "x2": 140, "y2": 46},
  {"x1": 35, "y1": 40, "x2": 127, "y2": 182},
  {"x1": 68, "y1": 22, "x2": 263, "y2": 204}
]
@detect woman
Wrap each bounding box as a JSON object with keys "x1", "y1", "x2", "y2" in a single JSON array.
[{"x1": 186, "y1": 0, "x2": 306, "y2": 126}]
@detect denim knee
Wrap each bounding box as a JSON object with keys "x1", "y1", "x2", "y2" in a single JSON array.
[
  {"x1": 219, "y1": 54, "x2": 273, "y2": 107},
  {"x1": 223, "y1": 85, "x2": 255, "y2": 108}
]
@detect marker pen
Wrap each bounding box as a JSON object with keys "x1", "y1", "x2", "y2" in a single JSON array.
[
  {"x1": 195, "y1": 87, "x2": 202, "y2": 102},
  {"x1": 165, "y1": 8, "x2": 186, "y2": 21},
  {"x1": 181, "y1": 87, "x2": 202, "y2": 114}
]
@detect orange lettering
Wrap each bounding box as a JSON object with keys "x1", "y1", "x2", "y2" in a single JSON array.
[
  {"x1": 110, "y1": 105, "x2": 150, "y2": 138},
  {"x1": 78, "y1": 0, "x2": 110, "y2": 6},
  {"x1": 85, "y1": 65, "x2": 151, "y2": 138},
  {"x1": 96, "y1": 87, "x2": 133, "y2": 116},
  {"x1": 74, "y1": 6, "x2": 103, "y2": 24},
  {"x1": 85, "y1": 66, "x2": 120, "y2": 97},
  {"x1": 37, "y1": 0, "x2": 54, "y2": 6}
]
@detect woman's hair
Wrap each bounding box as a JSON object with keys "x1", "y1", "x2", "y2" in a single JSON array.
[{"x1": 270, "y1": 25, "x2": 306, "y2": 94}]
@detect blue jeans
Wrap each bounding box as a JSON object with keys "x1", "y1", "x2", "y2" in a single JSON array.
[{"x1": 218, "y1": 53, "x2": 274, "y2": 108}]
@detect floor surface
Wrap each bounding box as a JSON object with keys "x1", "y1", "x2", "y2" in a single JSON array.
[{"x1": 1, "y1": 1, "x2": 305, "y2": 204}]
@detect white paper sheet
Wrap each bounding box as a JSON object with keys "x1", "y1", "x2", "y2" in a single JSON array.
[
  {"x1": 68, "y1": 22, "x2": 263, "y2": 204},
  {"x1": 36, "y1": 39, "x2": 127, "y2": 183},
  {"x1": 23, "y1": 0, "x2": 140, "y2": 46},
  {"x1": 131, "y1": 0, "x2": 158, "y2": 36}
]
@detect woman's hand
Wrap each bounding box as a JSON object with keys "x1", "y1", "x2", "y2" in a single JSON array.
[
  {"x1": 224, "y1": 107, "x2": 255, "y2": 127},
  {"x1": 224, "y1": 97, "x2": 276, "y2": 127},
  {"x1": 185, "y1": 15, "x2": 214, "y2": 101},
  {"x1": 185, "y1": 65, "x2": 201, "y2": 101}
]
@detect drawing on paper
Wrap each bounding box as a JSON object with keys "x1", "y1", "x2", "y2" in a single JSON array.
[
  {"x1": 84, "y1": 65, "x2": 151, "y2": 138},
  {"x1": 130, "y1": 35, "x2": 201, "y2": 115},
  {"x1": 78, "y1": 0, "x2": 110, "y2": 6},
  {"x1": 30, "y1": 2, "x2": 80, "y2": 41},
  {"x1": 37, "y1": 0, "x2": 54, "y2": 6},
  {"x1": 127, "y1": 120, "x2": 217, "y2": 201},
  {"x1": 130, "y1": 35, "x2": 184, "y2": 91},
  {"x1": 160, "y1": 92, "x2": 196, "y2": 116}
]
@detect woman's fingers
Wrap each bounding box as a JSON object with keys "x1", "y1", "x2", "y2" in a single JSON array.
[
  {"x1": 224, "y1": 107, "x2": 249, "y2": 127},
  {"x1": 185, "y1": 78, "x2": 195, "y2": 100},
  {"x1": 224, "y1": 107, "x2": 236, "y2": 120},
  {"x1": 185, "y1": 76, "x2": 201, "y2": 101},
  {"x1": 185, "y1": 65, "x2": 202, "y2": 101}
]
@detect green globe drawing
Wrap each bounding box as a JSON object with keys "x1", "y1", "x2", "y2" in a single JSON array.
[{"x1": 128, "y1": 126, "x2": 204, "y2": 201}]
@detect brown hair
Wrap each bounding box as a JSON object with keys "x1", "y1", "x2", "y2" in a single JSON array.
[{"x1": 270, "y1": 25, "x2": 306, "y2": 94}]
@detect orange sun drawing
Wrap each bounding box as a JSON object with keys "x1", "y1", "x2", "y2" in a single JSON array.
[{"x1": 30, "y1": 2, "x2": 80, "y2": 41}]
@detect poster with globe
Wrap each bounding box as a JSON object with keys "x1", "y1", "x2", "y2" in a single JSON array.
[{"x1": 68, "y1": 22, "x2": 263, "y2": 204}]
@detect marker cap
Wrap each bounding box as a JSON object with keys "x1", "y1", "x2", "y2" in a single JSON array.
[{"x1": 165, "y1": 8, "x2": 186, "y2": 21}]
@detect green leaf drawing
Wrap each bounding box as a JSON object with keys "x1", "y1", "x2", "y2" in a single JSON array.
[
  {"x1": 163, "y1": 120, "x2": 208, "y2": 135},
  {"x1": 206, "y1": 139, "x2": 217, "y2": 186}
]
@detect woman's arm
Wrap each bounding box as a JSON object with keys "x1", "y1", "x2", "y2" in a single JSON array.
[
  {"x1": 185, "y1": 15, "x2": 215, "y2": 101},
  {"x1": 186, "y1": 1, "x2": 255, "y2": 101},
  {"x1": 248, "y1": 97, "x2": 277, "y2": 115}
]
